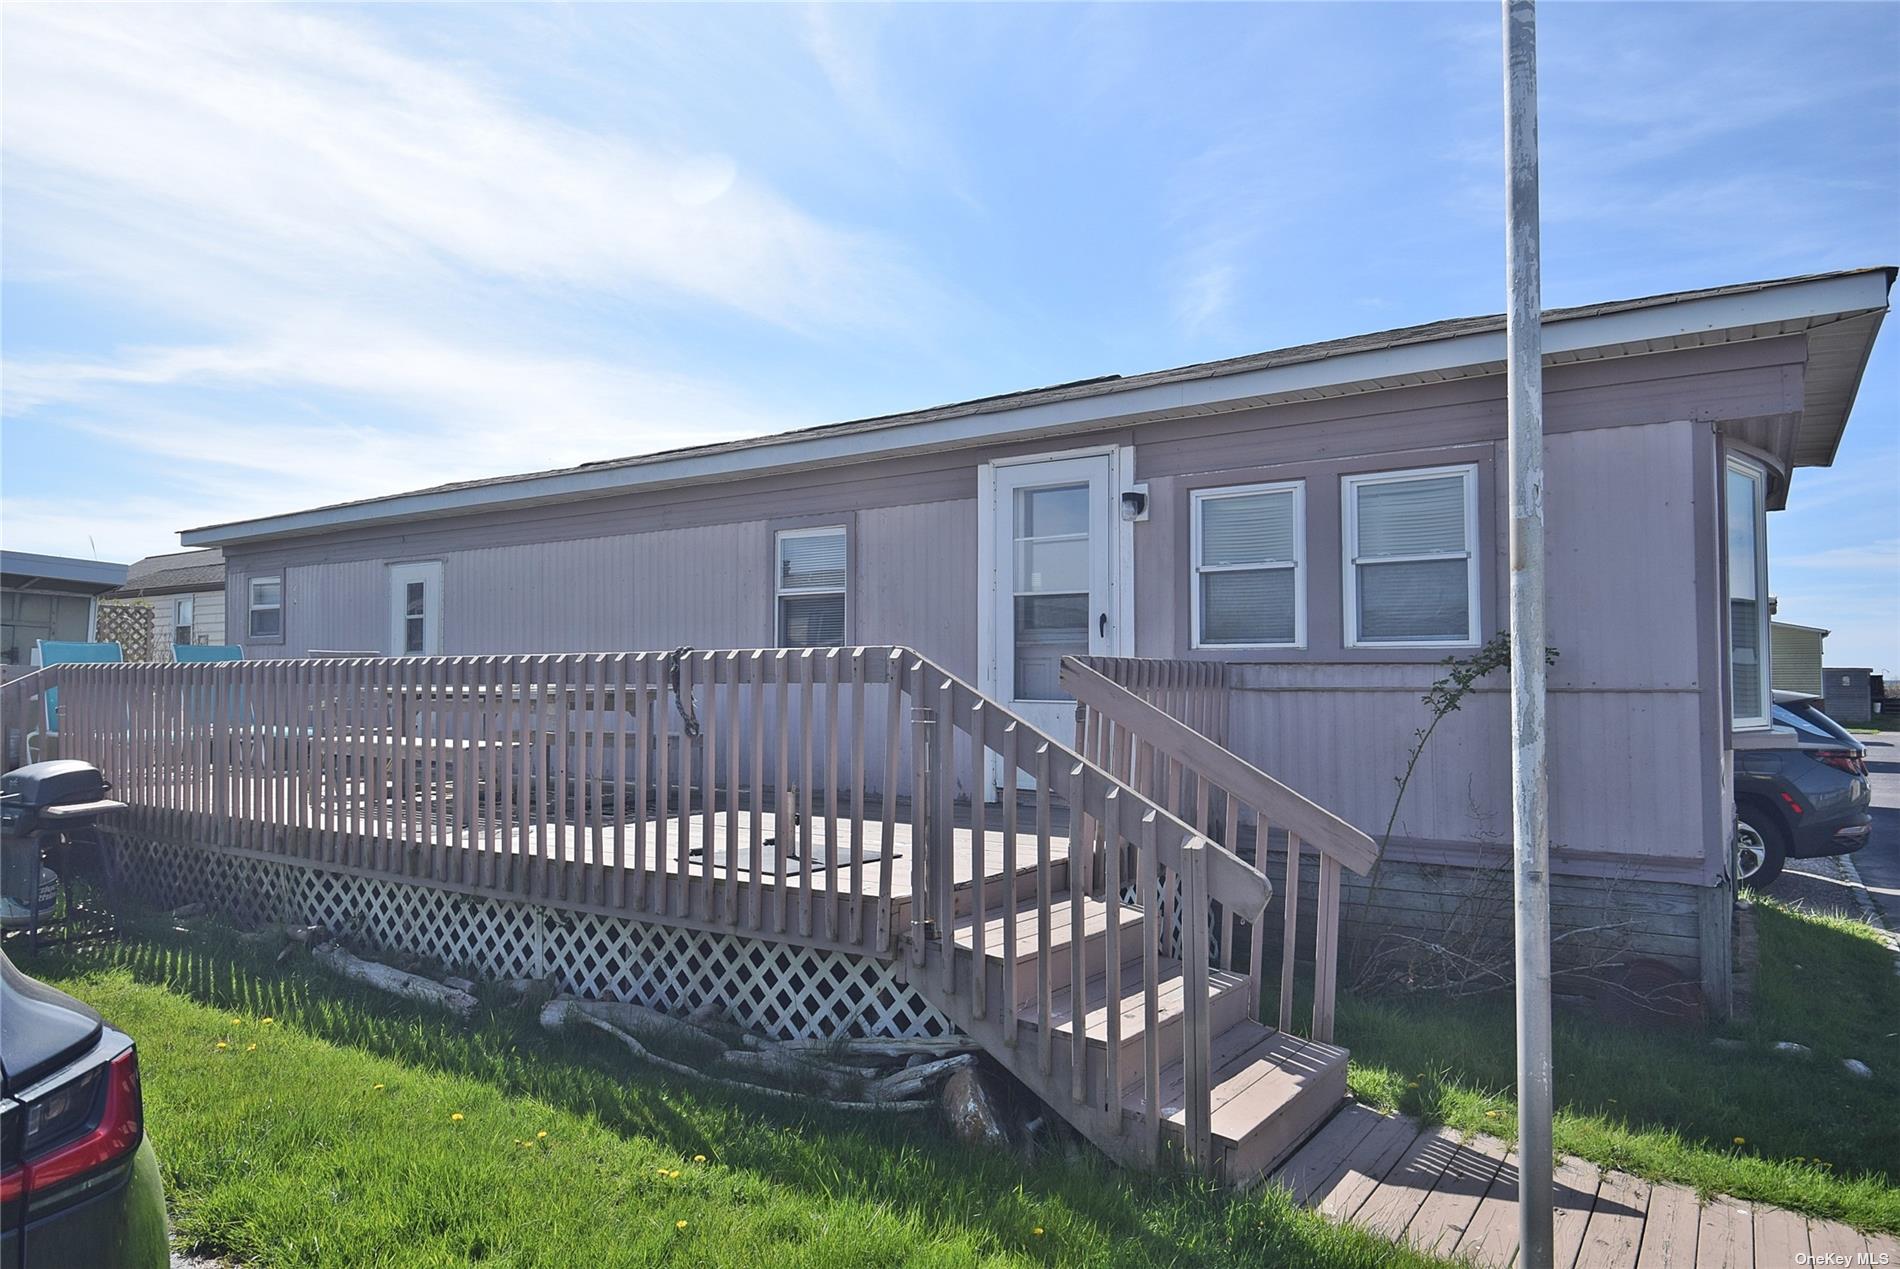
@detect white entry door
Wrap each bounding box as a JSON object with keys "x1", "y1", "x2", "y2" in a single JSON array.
[
  {"x1": 987, "y1": 451, "x2": 1123, "y2": 789},
  {"x1": 387, "y1": 561, "x2": 442, "y2": 656}
]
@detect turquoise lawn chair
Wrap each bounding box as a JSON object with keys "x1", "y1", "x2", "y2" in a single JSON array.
[{"x1": 28, "y1": 640, "x2": 123, "y2": 763}]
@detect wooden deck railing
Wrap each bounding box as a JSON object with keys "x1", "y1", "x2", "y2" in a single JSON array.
[
  {"x1": 25, "y1": 648, "x2": 1271, "y2": 1175},
  {"x1": 1063, "y1": 656, "x2": 1376, "y2": 1044}
]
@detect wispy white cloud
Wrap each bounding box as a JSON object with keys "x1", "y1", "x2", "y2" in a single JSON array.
[
  {"x1": 0, "y1": 3, "x2": 947, "y2": 561},
  {"x1": 3, "y1": 4, "x2": 927, "y2": 331}
]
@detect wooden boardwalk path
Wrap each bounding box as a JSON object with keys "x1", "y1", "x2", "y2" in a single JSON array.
[{"x1": 1273, "y1": 1104, "x2": 1900, "y2": 1268}]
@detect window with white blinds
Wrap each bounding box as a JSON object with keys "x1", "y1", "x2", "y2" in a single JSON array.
[
  {"x1": 776, "y1": 526, "x2": 847, "y2": 648},
  {"x1": 1343, "y1": 465, "x2": 1478, "y2": 646},
  {"x1": 1191, "y1": 482, "x2": 1304, "y2": 647}
]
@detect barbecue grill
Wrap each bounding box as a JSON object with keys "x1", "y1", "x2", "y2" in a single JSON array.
[{"x1": 1, "y1": 758, "x2": 126, "y2": 946}]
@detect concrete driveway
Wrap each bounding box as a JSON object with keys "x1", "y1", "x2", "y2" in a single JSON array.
[{"x1": 1772, "y1": 732, "x2": 1900, "y2": 930}]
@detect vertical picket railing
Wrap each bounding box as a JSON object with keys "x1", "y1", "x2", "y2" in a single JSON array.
[
  {"x1": 898, "y1": 651, "x2": 1269, "y2": 1173},
  {"x1": 1063, "y1": 656, "x2": 1377, "y2": 1046},
  {"x1": 37, "y1": 650, "x2": 919, "y2": 956}
]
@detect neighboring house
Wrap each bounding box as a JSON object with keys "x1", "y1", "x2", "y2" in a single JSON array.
[
  {"x1": 104, "y1": 548, "x2": 227, "y2": 659},
  {"x1": 180, "y1": 267, "x2": 1894, "y2": 1013},
  {"x1": 0, "y1": 551, "x2": 128, "y2": 671},
  {"x1": 1824, "y1": 667, "x2": 1875, "y2": 725},
  {"x1": 1770, "y1": 621, "x2": 1827, "y2": 697}
]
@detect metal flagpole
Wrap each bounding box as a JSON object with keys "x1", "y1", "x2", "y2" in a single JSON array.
[{"x1": 1502, "y1": 1, "x2": 1554, "y2": 1266}]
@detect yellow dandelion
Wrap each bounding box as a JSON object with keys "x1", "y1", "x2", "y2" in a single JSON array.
[
  {"x1": 451, "y1": 1113, "x2": 465, "y2": 1122},
  {"x1": 1033, "y1": 1227, "x2": 1045, "y2": 1237},
  {"x1": 693, "y1": 1154, "x2": 706, "y2": 1163},
  {"x1": 215, "y1": 1041, "x2": 229, "y2": 1050},
  {"x1": 537, "y1": 1131, "x2": 548, "y2": 1140},
  {"x1": 1732, "y1": 1136, "x2": 1745, "y2": 1146},
  {"x1": 1485, "y1": 1110, "x2": 1500, "y2": 1119},
  {"x1": 669, "y1": 1170, "x2": 681, "y2": 1179},
  {"x1": 656, "y1": 1167, "x2": 670, "y2": 1176},
  {"x1": 676, "y1": 1220, "x2": 688, "y2": 1231},
  {"x1": 246, "y1": 1043, "x2": 257, "y2": 1052},
  {"x1": 229, "y1": 1016, "x2": 242, "y2": 1024},
  {"x1": 373, "y1": 1083, "x2": 385, "y2": 1091},
  {"x1": 261, "y1": 1017, "x2": 274, "y2": 1026}
]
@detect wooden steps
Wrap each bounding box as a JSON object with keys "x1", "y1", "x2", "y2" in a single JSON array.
[
  {"x1": 1139, "y1": 1021, "x2": 1350, "y2": 1185},
  {"x1": 914, "y1": 874, "x2": 1348, "y2": 1187},
  {"x1": 951, "y1": 895, "x2": 1142, "y2": 996}
]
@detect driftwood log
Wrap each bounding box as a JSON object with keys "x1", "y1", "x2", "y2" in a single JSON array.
[
  {"x1": 541, "y1": 1000, "x2": 941, "y2": 1113},
  {"x1": 312, "y1": 944, "x2": 478, "y2": 1017}
]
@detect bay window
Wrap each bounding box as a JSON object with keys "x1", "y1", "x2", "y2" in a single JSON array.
[{"x1": 1726, "y1": 456, "x2": 1770, "y2": 727}]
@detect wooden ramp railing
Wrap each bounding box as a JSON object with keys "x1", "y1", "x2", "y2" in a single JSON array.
[
  {"x1": 17, "y1": 648, "x2": 1369, "y2": 1183},
  {"x1": 1063, "y1": 656, "x2": 1377, "y2": 1044}
]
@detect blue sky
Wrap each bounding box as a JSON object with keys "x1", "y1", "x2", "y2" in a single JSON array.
[{"x1": 3, "y1": 3, "x2": 1895, "y2": 668}]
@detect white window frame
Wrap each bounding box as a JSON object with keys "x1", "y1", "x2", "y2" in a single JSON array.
[
  {"x1": 247, "y1": 576, "x2": 283, "y2": 641},
  {"x1": 387, "y1": 561, "x2": 443, "y2": 657},
  {"x1": 1725, "y1": 455, "x2": 1772, "y2": 730},
  {"x1": 1342, "y1": 463, "x2": 1481, "y2": 649},
  {"x1": 1190, "y1": 480, "x2": 1306, "y2": 650},
  {"x1": 172, "y1": 595, "x2": 194, "y2": 647},
  {"x1": 775, "y1": 525, "x2": 848, "y2": 648}
]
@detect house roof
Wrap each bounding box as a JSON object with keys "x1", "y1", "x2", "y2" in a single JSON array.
[
  {"x1": 108, "y1": 548, "x2": 226, "y2": 598},
  {"x1": 0, "y1": 551, "x2": 129, "y2": 594},
  {"x1": 182, "y1": 266, "x2": 1894, "y2": 548}
]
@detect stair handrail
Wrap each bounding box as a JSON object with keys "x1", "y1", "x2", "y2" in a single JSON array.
[
  {"x1": 899, "y1": 650, "x2": 1270, "y2": 1174},
  {"x1": 1062, "y1": 655, "x2": 1375, "y2": 1045}
]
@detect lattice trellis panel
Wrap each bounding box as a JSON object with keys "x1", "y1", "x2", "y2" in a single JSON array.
[{"x1": 114, "y1": 835, "x2": 947, "y2": 1039}]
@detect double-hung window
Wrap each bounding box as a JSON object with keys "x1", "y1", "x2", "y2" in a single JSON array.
[
  {"x1": 1192, "y1": 482, "x2": 1304, "y2": 647},
  {"x1": 247, "y1": 577, "x2": 282, "y2": 640},
  {"x1": 172, "y1": 595, "x2": 194, "y2": 647},
  {"x1": 1725, "y1": 456, "x2": 1770, "y2": 728},
  {"x1": 1343, "y1": 465, "x2": 1479, "y2": 647},
  {"x1": 776, "y1": 527, "x2": 847, "y2": 648}
]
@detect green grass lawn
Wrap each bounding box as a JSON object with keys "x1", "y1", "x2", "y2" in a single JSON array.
[
  {"x1": 18, "y1": 924, "x2": 1447, "y2": 1269},
  {"x1": 1339, "y1": 898, "x2": 1900, "y2": 1233}
]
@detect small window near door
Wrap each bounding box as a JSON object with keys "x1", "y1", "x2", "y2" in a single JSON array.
[
  {"x1": 386, "y1": 562, "x2": 442, "y2": 656},
  {"x1": 1343, "y1": 465, "x2": 1479, "y2": 647},
  {"x1": 172, "y1": 595, "x2": 194, "y2": 647},
  {"x1": 776, "y1": 527, "x2": 846, "y2": 647},
  {"x1": 1192, "y1": 482, "x2": 1303, "y2": 648},
  {"x1": 247, "y1": 577, "x2": 282, "y2": 640}
]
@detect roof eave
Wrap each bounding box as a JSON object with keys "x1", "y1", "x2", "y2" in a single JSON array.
[{"x1": 181, "y1": 268, "x2": 1896, "y2": 549}]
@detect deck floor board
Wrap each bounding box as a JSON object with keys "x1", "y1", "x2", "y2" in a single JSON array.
[{"x1": 1273, "y1": 1107, "x2": 1867, "y2": 1269}]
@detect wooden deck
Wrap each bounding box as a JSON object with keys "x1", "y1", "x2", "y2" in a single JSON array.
[{"x1": 1274, "y1": 1104, "x2": 1900, "y2": 1268}]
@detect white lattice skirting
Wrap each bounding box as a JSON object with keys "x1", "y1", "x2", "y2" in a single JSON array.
[{"x1": 115, "y1": 836, "x2": 950, "y2": 1040}]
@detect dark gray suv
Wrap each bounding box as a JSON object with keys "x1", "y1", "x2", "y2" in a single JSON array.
[
  {"x1": 0, "y1": 951, "x2": 167, "y2": 1268},
  {"x1": 1734, "y1": 691, "x2": 1873, "y2": 888}
]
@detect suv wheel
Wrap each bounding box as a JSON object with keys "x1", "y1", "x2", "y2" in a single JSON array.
[{"x1": 1736, "y1": 814, "x2": 1786, "y2": 889}]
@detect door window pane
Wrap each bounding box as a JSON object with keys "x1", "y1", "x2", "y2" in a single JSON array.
[
  {"x1": 1013, "y1": 594, "x2": 1087, "y2": 702},
  {"x1": 1012, "y1": 483, "x2": 1091, "y2": 701}
]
